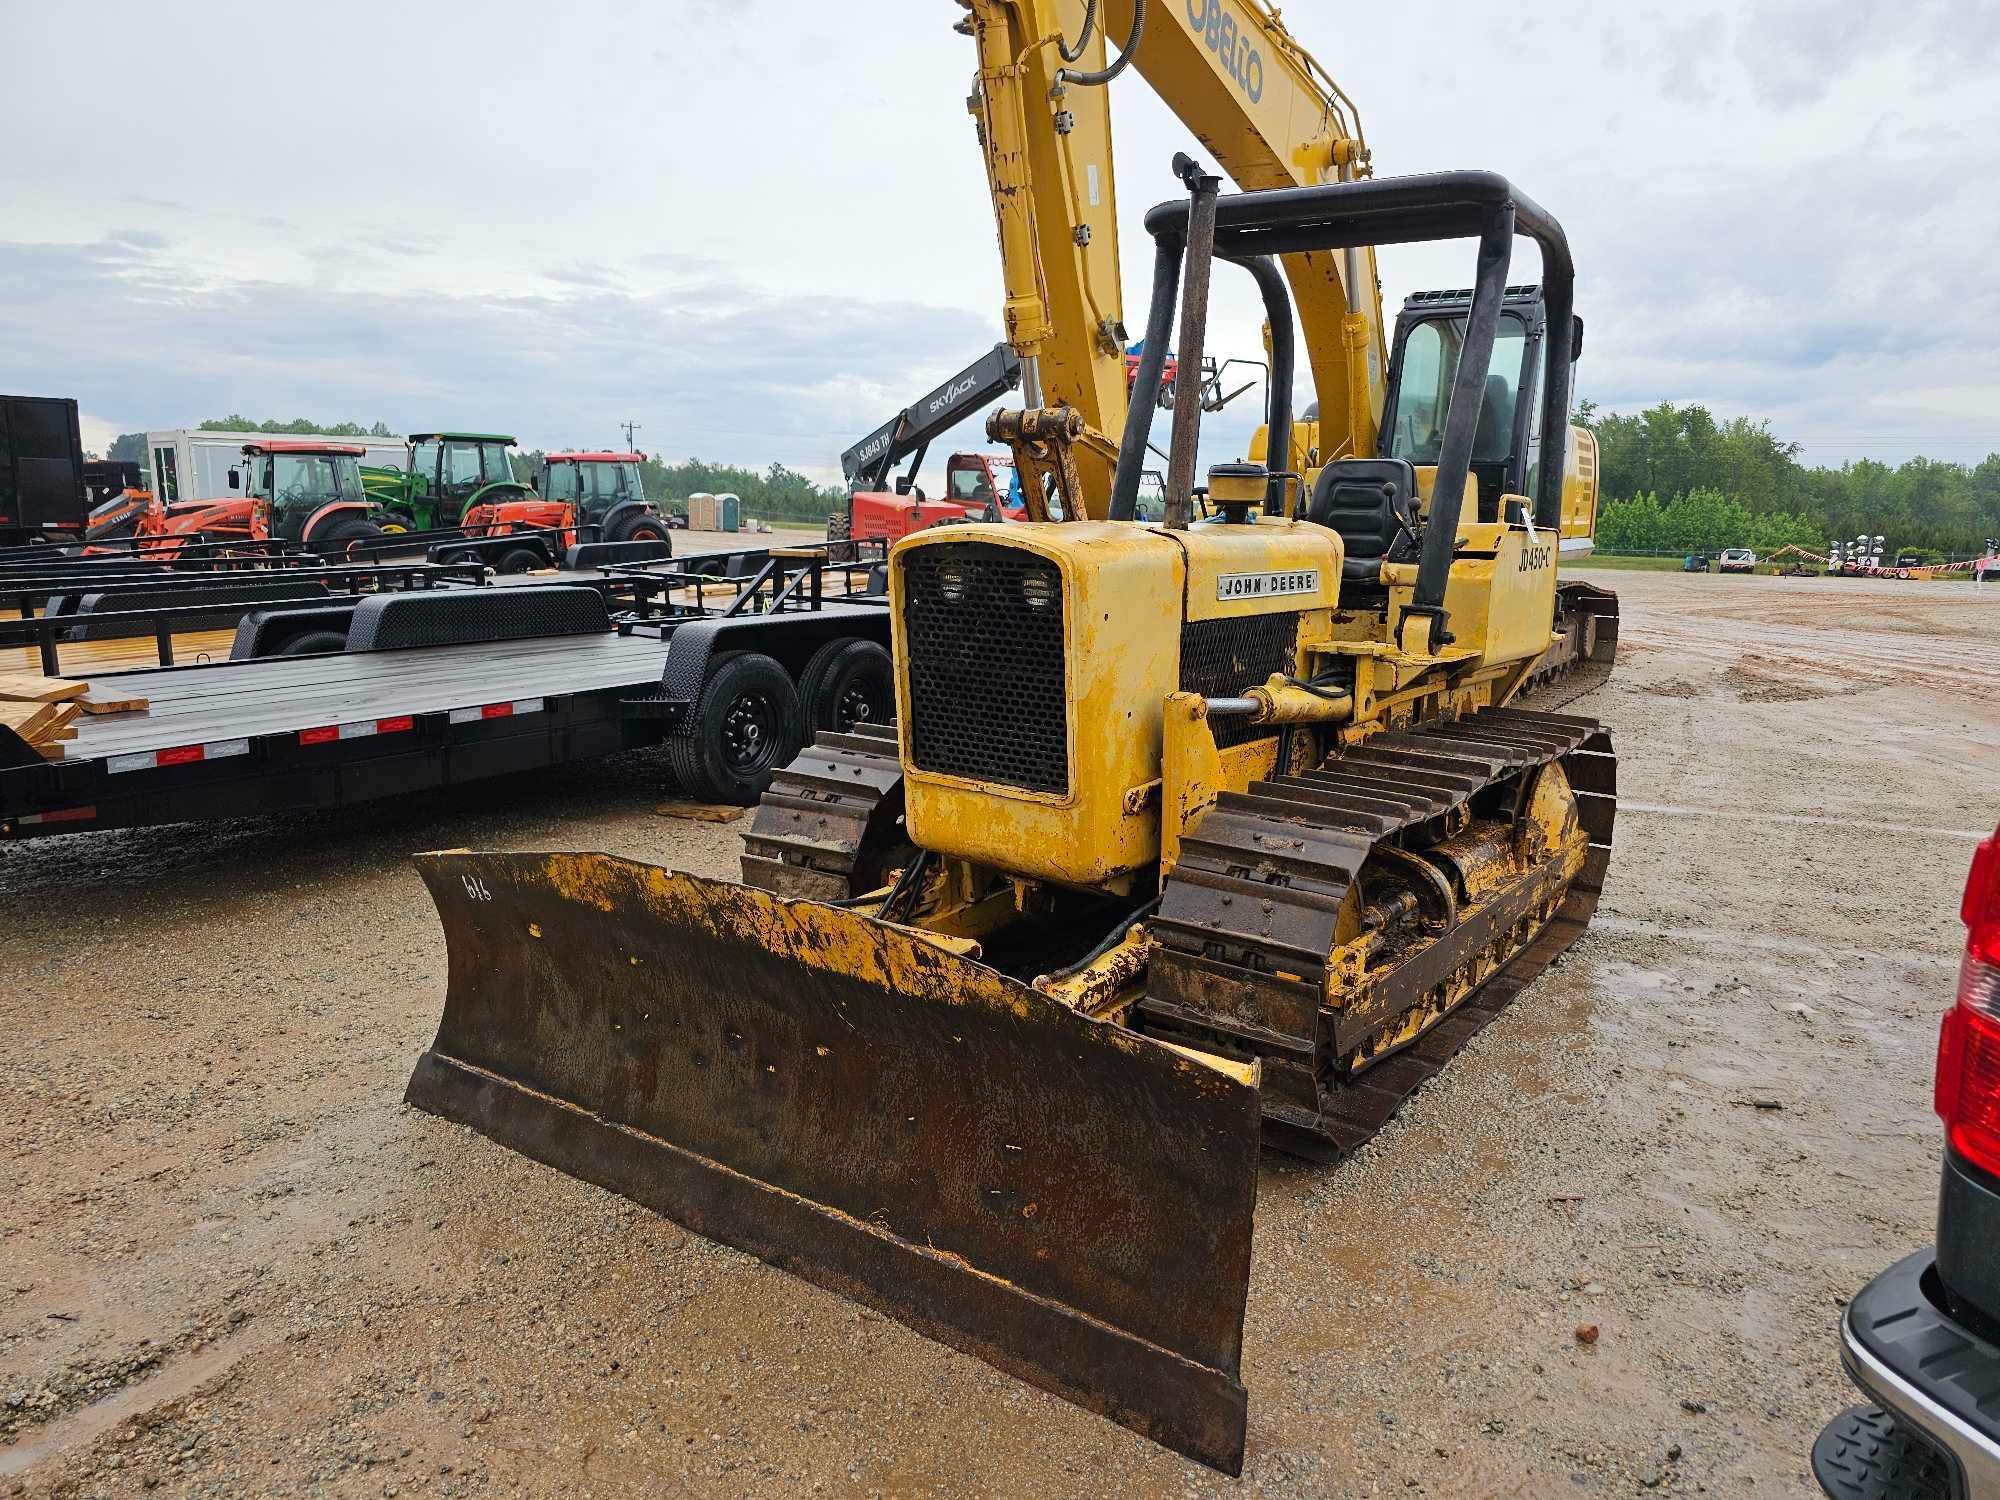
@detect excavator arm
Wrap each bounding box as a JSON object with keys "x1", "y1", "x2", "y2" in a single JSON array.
[{"x1": 961, "y1": 0, "x2": 1390, "y2": 497}]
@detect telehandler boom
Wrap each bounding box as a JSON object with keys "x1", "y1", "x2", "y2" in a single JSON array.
[{"x1": 406, "y1": 162, "x2": 1617, "y2": 1475}]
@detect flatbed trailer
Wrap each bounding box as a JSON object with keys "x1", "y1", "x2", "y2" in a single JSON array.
[{"x1": 0, "y1": 545, "x2": 892, "y2": 839}]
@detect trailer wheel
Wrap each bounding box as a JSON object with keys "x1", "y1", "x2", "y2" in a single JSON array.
[
  {"x1": 495, "y1": 546, "x2": 543, "y2": 575},
  {"x1": 669, "y1": 651, "x2": 804, "y2": 805},
  {"x1": 799, "y1": 639, "x2": 893, "y2": 737},
  {"x1": 278, "y1": 629, "x2": 348, "y2": 657}
]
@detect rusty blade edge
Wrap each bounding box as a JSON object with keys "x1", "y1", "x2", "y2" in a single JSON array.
[{"x1": 405, "y1": 1050, "x2": 1250, "y2": 1476}]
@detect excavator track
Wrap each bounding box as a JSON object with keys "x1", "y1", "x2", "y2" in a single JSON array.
[
  {"x1": 1136, "y1": 707, "x2": 1616, "y2": 1161},
  {"x1": 739, "y1": 721, "x2": 909, "y2": 901},
  {"x1": 1513, "y1": 580, "x2": 1621, "y2": 706}
]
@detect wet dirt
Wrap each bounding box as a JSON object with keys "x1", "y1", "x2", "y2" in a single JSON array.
[{"x1": 1, "y1": 569, "x2": 1994, "y2": 1497}]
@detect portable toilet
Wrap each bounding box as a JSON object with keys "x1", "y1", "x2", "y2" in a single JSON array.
[
  {"x1": 687, "y1": 492, "x2": 718, "y2": 531},
  {"x1": 717, "y1": 492, "x2": 741, "y2": 533}
]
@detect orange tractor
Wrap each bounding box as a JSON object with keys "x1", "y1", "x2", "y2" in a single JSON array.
[{"x1": 125, "y1": 439, "x2": 385, "y2": 558}]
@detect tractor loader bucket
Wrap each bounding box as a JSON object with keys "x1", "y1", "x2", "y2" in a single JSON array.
[{"x1": 405, "y1": 850, "x2": 1263, "y2": 1474}]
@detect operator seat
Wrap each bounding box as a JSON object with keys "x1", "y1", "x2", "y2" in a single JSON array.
[{"x1": 1306, "y1": 458, "x2": 1419, "y2": 584}]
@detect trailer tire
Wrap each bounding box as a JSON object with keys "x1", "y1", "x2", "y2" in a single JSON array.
[
  {"x1": 278, "y1": 629, "x2": 349, "y2": 657},
  {"x1": 669, "y1": 651, "x2": 804, "y2": 806},
  {"x1": 799, "y1": 639, "x2": 894, "y2": 738},
  {"x1": 495, "y1": 546, "x2": 543, "y2": 575}
]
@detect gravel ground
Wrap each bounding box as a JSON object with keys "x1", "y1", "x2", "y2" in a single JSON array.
[{"x1": 1, "y1": 569, "x2": 1995, "y2": 1498}]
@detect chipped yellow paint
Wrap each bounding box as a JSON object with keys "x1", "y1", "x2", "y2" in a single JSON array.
[
  {"x1": 434, "y1": 850, "x2": 1259, "y2": 1101},
  {"x1": 892, "y1": 520, "x2": 1333, "y2": 892}
]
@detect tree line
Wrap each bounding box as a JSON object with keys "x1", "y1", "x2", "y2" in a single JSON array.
[{"x1": 1583, "y1": 402, "x2": 2000, "y2": 558}]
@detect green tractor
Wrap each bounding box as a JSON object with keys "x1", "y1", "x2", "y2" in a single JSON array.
[{"x1": 361, "y1": 433, "x2": 538, "y2": 534}]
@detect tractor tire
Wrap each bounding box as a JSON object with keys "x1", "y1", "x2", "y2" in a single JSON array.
[
  {"x1": 826, "y1": 510, "x2": 854, "y2": 563},
  {"x1": 378, "y1": 513, "x2": 417, "y2": 535},
  {"x1": 667, "y1": 651, "x2": 804, "y2": 806},
  {"x1": 798, "y1": 638, "x2": 894, "y2": 739},
  {"x1": 495, "y1": 546, "x2": 543, "y2": 575},
  {"x1": 312, "y1": 518, "x2": 388, "y2": 557},
  {"x1": 613, "y1": 514, "x2": 672, "y2": 548},
  {"x1": 278, "y1": 629, "x2": 348, "y2": 657}
]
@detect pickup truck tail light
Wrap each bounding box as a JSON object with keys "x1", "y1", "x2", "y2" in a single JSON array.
[{"x1": 1936, "y1": 830, "x2": 2000, "y2": 1176}]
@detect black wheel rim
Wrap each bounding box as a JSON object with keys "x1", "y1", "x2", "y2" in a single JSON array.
[
  {"x1": 721, "y1": 692, "x2": 780, "y2": 775},
  {"x1": 835, "y1": 681, "x2": 886, "y2": 732}
]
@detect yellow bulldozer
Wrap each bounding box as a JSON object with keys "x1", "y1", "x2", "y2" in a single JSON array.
[
  {"x1": 402, "y1": 0, "x2": 1622, "y2": 1476},
  {"x1": 404, "y1": 156, "x2": 1618, "y2": 1472}
]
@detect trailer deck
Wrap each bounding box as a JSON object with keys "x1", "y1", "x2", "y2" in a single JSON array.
[{"x1": 0, "y1": 559, "x2": 893, "y2": 838}]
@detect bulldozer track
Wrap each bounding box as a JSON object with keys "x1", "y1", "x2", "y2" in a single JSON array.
[
  {"x1": 1137, "y1": 707, "x2": 1616, "y2": 1161},
  {"x1": 740, "y1": 720, "x2": 908, "y2": 901}
]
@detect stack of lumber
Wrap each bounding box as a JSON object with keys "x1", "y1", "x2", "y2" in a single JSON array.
[{"x1": 0, "y1": 672, "x2": 149, "y2": 760}]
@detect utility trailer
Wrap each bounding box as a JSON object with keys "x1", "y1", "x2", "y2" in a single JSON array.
[{"x1": 0, "y1": 544, "x2": 892, "y2": 839}]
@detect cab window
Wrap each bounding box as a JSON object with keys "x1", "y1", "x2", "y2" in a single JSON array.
[
  {"x1": 1385, "y1": 313, "x2": 1529, "y2": 467},
  {"x1": 947, "y1": 465, "x2": 993, "y2": 503},
  {"x1": 544, "y1": 462, "x2": 581, "y2": 503},
  {"x1": 480, "y1": 443, "x2": 515, "y2": 486},
  {"x1": 411, "y1": 439, "x2": 441, "y2": 487},
  {"x1": 443, "y1": 442, "x2": 484, "y2": 493}
]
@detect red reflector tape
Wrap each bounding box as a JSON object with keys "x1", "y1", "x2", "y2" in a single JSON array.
[
  {"x1": 22, "y1": 806, "x2": 97, "y2": 826},
  {"x1": 448, "y1": 699, "x2": 544, "y2": 725},
  {"x1": 301, "y1": 716, "x2": 416, "y2": 746},
  {"x1": 106, "y1": 739, "x2": 249, "y2": 775}
]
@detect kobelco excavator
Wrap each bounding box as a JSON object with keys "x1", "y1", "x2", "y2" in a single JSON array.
[{"x1": 404, "y1": 2, "x2": 1619, "y2": 1477}]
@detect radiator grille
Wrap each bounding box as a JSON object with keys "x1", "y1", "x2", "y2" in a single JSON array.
[
  {"x1": 902, "y1": 542, "x2": 1068, "y2": 794},
  {"x1": 1179, "y1": 612, "x2": 1299, "y2": 749}
]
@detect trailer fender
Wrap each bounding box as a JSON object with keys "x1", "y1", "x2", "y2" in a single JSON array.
[{"x1": 657, "y1": 612, "x2": 893, "y2": 712}]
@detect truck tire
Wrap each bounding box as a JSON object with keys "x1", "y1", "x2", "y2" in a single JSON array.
[
  {"x1": 798, "y1": 638, "x2": 894, "y2": 738},
  {"x1": 278, "y1": 629, "x2": 348, "y2": 657},
  {"x1": 668, "y1": 651, "x2": 804, "y2": 805},
  {"x1": 495, "y1": 546, "x2": 542, "y2": 575}
]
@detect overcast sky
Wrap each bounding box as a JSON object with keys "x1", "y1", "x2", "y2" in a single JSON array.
[{"x1": 4, "y1": 0, "x2": 1996, "y2": 487}]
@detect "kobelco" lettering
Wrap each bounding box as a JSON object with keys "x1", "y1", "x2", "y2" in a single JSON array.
[{"x1": 1186, "y1": 0, "x2": 1265, "y2": 104}]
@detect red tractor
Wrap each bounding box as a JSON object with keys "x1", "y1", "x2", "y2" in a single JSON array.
[
  {"x1": 128, "y1": 439, "x2": 385, "y2": 558},
  {"x1": 537, "y1": 451, "x2": 672, "y2": 545}
]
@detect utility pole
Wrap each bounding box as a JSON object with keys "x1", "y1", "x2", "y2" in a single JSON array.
[{"x1": 620, "y1": 419, "x2": 642, "y2": 454}]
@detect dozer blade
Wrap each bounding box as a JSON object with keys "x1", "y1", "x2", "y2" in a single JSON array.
[{"x1": 405, "y1": 851, "x2": 1262, "y2": 1474}]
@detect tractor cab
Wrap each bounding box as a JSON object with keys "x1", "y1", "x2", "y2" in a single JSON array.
[
  {"x1": 381, "y1": 433, "x2": 539, "y2": 533},
  {"x1": 1381, "y1": 285, "x2": 1590, "y2": 538},
  {"x1": 540, "y1": 452, "x2": 670, "y2": 544},
  {"x1": 241, "y1": 440, "x2": 382, "y2": 549}
]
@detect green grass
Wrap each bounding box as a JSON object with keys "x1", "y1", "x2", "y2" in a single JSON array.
[{"x1": 1565, "y1": 554, "x2": 1686, "y2": 572}]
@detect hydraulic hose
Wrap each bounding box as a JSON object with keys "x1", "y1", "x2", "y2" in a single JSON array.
[
  {"x1": 1057, "y1": 0, "x2": 1099, "y2": 62},
  {"x1": 1058, "y1": 0, "x2": 1145, "y2": 87}
]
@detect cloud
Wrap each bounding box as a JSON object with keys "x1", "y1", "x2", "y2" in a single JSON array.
[
  {"x1": 0, "y1": 233, "x2": 1002, "y2": 483},
  {"x1": 4, "y1": 0, "x2": 1997, "y2": 480}
]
